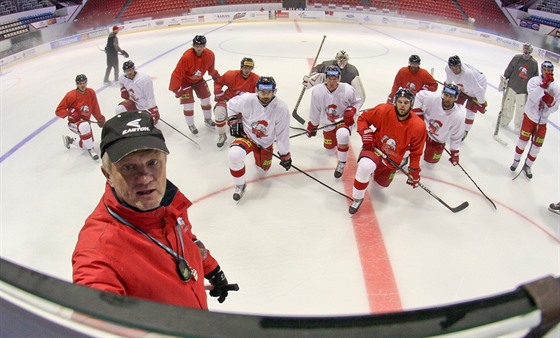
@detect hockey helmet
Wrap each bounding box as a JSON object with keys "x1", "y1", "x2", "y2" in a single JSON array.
[
  {"x1": 256, "y1": 76, "x2": 276, "y2": 91},
  {"x1": 75, "y1": 74, "x2": 87, "y2": 84},
  {"x1": 442, "y1": 83, "x2": 459, "y2": 99},
  {"x1": 448, "y1": 55, "x2": 461, "y2": 67},
  {"x1": 240, "y1": 57, "x2": 255, "y2": 68},
  {"x1": 193, "y1": 35, "x2": 207, "y2": 46},
  {"x1": 123, "y1": 60, "x2": 135, "y2": 71},
  {"x1": 325, "y1": 65, "x2": 341, "y2": 78},
  {"x1": 522, "y1": 43, "x2": 533, "y2": 55},
  {"x1": 393, "y1": 88, "x2": 415, "y2": 105},
  {"x1": 409, "y1": 54, "x2": 421, "y2": 64},
  {"x1": 541, "y1": 61, "x2": 554, "y2": 72},
  {"x1": 336, "y1": 50, "x2": 349, "y2": 60}
]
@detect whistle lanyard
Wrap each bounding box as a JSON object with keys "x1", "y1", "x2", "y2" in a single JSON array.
[{"x1": 106, "y1": 206, "x2": 197, "y2": 281}]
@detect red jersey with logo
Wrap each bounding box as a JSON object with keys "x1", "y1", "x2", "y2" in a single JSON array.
[
  {"x1": 169, "y1": 48, "x2": 219, "y2": 91},
  {"x1": 55, "y1": 87, "x2": 103, "y2": 122},
  {"x1": 214, "y1": 70, "x2": 260, "y2": 101}
]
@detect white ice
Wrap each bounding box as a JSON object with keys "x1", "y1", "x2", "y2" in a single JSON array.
[{"x1": 0, "y1": 21, "x2": 558, "y2": 316}]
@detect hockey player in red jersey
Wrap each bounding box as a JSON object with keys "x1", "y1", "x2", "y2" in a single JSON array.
[
  {"x1": 213, "y1": 57, "x2": 260, "y2": 149},
  {"x1": 349, "y1": 88, "x2": 426, "y2": 214},
  {"x1": 387, "y1": 54, "x2": 438, "y2": 103},
  {"x1": 169, "y1": 35, "x2": 220, "y2": 134},
  {"x1": 117, "y1": 60, "x2": 160, "y2": 125},
  {"x1": 55, "y1": 74, "x2": 106, "y2": 161}
]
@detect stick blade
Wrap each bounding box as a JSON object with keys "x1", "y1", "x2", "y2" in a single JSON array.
[
  {"x1": 493, "y1": 135, "x2": 508, "y2": 146},
  {"x1": 292, "y1": 111, "x2": 306, "y2": 124},
  {"x1": 451, "y1": 201, "x2": 469, "y2": 213}
]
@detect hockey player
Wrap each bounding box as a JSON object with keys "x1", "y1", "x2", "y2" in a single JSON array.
[
  {"x1": 227, "y1": 76, "x2": 291, "y2": 201},
  {"x1": 55, "y1": 74, "x2": 106, "y2": 161},
  {"x1": 213, "y1": 57, "x2": 260, "y2": 149},
  {"x1": 306, "y1": 65, "x2": 361, "y2": 178},
  {"x1": 169, "y1": 35, "x2": 220, "y2": 134},
  {"x1": 387, "y1": 54, "x2": 438, "y2": 103},
  {"x1": 103, "y1": 25, "x2": 128, "y2": 84},
  {"x1": 510, "y1": 61, "x2": 559, "y2": 179},
  {"x1": 302, "y1": 50, "x2": 366, "y2": 102},
  {"x1": 117, "y1": 60, "x2": 160, "y2": 125},
  {"x1": 500, "y1": 43, "x2": 539, "y2": 130},
  {"x1": 445, "y1": 55, "x2": 487, "y2": 140},
  {"x1": 413, "y1": 83, "x2": 465, "y2": 165},
  {"x1": 349, "y1": 88, "x2": 426, "y2": 214}
]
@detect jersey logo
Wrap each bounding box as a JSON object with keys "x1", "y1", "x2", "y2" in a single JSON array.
[
  {"x1": 251, "y1": 120, "x2": 269, "y2": 138},
  {"x1": 517, "y1": 66, "x2": 529, "y2": 80},
  {"x1": 427, "y1": 119, "x2": 443, "y2": 137},
  {"x1": 380, "y1": 135, "x2": 398, "y2": 156},
  {"x1": 325, "y1": 104, "x2": 338, "y2": 122}
]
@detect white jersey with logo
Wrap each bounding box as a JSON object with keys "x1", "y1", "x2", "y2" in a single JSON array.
[
  {"x1": 118, "y1": 71, "x2": 157, "y2": 110},
  {"x1": 309, "y1": 82, "x2": 361, "y2": 130},
  {"x1": 445, "y1": 63, "x2": 487, "y2": 103},
  {"x1": 414, "y1": 90, "x2": 465, "y2": 151},
  {"x1": 227, "y1": 92, "x2": 290, "y2": 155},
  {"x1": 525, "y1": 75, "x2": 560, "y2": 124}
]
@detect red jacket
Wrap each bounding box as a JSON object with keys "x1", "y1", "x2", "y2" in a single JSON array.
[
  {"x1": 358, "y1": 103, "x2": 426, "y2": 170},
  {"x1": 214, "y1": 69, "x2": 259, "y2": 101},
  {"x1": 388, "y1": 66, "x2": 438, "y2": 101},
  {"x1": 169, "y1": 48, "x2": 219, "y2": 92},
  {"x1": 55, "y1": 88, "x2": 104, "y2": 123},
  {"x1": 72, "y1": 181, "x2": 219, "y2": 309}
]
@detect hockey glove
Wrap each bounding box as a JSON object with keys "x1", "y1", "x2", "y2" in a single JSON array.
[
  {"x1": 540, "y1": 73, "x2": 554, "y2": 89},
  {"x1": 302, "y1": 72, "x2": 323, "y2": 89},
  {"x1": 449, "y1": 150, "x2": 459, "y2": 166},
  {"x1": 343, "y1": 106, "x2": 357, "y2": 127},
  {"x1": 121, "y1": 50, "x2": 129, "y2": 58},
  {"x1": 360, "y1": 128, "x2": 375, "y2": 151},
  {"x1": 97, "y1": 115, "x2": 106, "y2": 128},
  {"x1": 120, "y1": 87, "x2": 129, "y2": 99},
  {"x1": 542, "y1": 92, "x2": 554, "y2": 107},
  {"x1": 306, "y1": 122, "x2": 318, "y2": 137},
  {"x1": 205, "y1": 266, "x2": 229, "y2": 303},
  {"x1": 279, "y1": 152, "x2": 292, "y2": 171},
  {"x1": 67, "y1": 108, "x2": 80, "y2": 123},
  {"x1": 228, "y1": 114, "x2": 244, "y2": 138},
  {"x1": 406, "y1": 167, "x2": 421, "y2": 188},
  {"x1": 148, "y1": 106, "x2": 160, "y2": 124}
]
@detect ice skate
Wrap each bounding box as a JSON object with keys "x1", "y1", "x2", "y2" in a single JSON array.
[
  {"x1": 522, "y1": 164, "x2": 532, "y2": 179},
  {"x1": 88, "y1": 148, "x2": 99, "y2": 161},
  {"x1": 510, "y1": 159, "x2": 519, "y2": 171},
  {"x1": 204, "y1": 118, "x2": 216, "y2": 128},
  {"x1": 62, "y1": 135, "x2": 75, "y2": 149},
  {"x1": 548, "y1": 202, "x2": 560, "y2": 215},
  {"x1": 349, "y1": 198, "x2": 363, "y2": 214},
  {"x1": 233, "y1": 184, "x2": 246, "y2": 201},
  {"x1": 217, "y1": 133, "x2": 227, "y2": 149},
  {"x1": 188, "y1": 124, "x2": 198, "y2": 135},
  {"x1": 334, "y1": 161, "x2": 346, "y2": 178}
]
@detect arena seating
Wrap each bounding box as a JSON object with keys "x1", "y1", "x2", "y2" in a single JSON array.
[
  {"x1": 72, "y1": 0, "x2": 127, "y2": 31},
  {"x1": 120, "y1": 0, "x2": 191, "y2": 21}
]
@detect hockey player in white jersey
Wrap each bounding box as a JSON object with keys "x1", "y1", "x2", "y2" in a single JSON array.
[
  {"x1": 116, "y1": 60, "x2": 160, "y2": 125},
  {"x1": 413, "y1": 83, "x2": 465, "y2": 165},
  {"x1": 227, "y1": 76, "x2": 292, "y2": 201},
  {"x1": 445, "y1": 55, "x2": 487, "y2": 140},
  {"x1": 510, "y1": 61, "x2": 559, "y2": 179},
  {"x1": 306, "y1": 65, "x2": 361, "y2": 178}
]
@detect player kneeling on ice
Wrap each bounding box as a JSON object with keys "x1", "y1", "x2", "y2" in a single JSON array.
[
  {"x1": 55, "y1": 74, "x2": 106, "y2": 161},
  {"x1": 510, "y1": 61, "x2": 560, "y2": 179},
  {"x1": 306, "y1": 65, "x2": 361, "y2": 178},
  {"x1": 349, "y1": 88, "x2": 426, "y2": 214},
  {"x1": 412, "y1": 83, "x2": 465, "y2": 165},
  {"x1": 116, "y1": 60, "x2": 160, "y2": 126},
  {"x1": 73, "y1": 111, "x2": 235, "y2": 308},
  {"x1": 227, "y1": 76, "x2": 291, "y2": 201}
]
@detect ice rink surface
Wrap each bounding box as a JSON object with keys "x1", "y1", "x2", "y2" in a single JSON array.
[{"x1": 1, "y1": 20, "x2": 559, "y2": 316}]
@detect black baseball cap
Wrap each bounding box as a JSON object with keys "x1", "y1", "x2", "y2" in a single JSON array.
[{"x1": 100, "y1": 110, "x2": 169, "y2": 163}]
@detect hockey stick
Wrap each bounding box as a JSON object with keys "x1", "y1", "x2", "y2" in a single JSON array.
[
  {"x1": 374, "y1": 148, "x2": 469, "y2": 213},
  {"x1": 263, "y1": 148, "x2": 353, "y2": 201},
  {"x1": 292, "y1": 35, "x2": 327, "y2": 125},
  {"x1": 204, "y1": 283, "x2": 240, "y2": 291},
  {"x1": 159, "y1": 118, "x2": 201, "y2": 149},
  {"x1": 493, "y1": 89, "x2": 508, "y2": 146},
  {"x1": 289, "y1": 121, "x2": 339, "y2": 138},
  {"x1": 443, "y1": 147, "x2": 497, "y2": 210}
]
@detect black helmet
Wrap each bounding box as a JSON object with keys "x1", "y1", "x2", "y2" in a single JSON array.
[
  {"x1": 542, "y1": 61, "x2": 554, "y2": 72},
  {"x1": 75, "y1": 74, "x2": 87, "y2": 83},
  {"x1": 325, "y1": 64, "x2": 341, "y2": 78},
  {"x1": 448, "y1": 55, "x2": 461, "y2": 67},
  {"x1": 442, "y1": 83, "x2": 459, "y2": 99},
  {"x1": 240, "y1": 57, "x2": 254, "y2": 68},
  {"x1": 193, "y1": 35, "x2": 206, "y2": 45},
  {"x1": 122, "y1": 60, "x2": 135, "y2": 71},
  {"x1": 409, "y1": 54, "x2": 421, "y2": 64},
  {"x1": 393, "y1": 88, "x2": 415, "y2": 105},
  {"x1": 256, "y1": 76, "x2": 276, "y2": 91}
]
